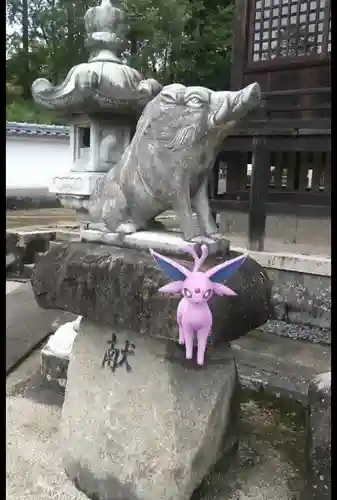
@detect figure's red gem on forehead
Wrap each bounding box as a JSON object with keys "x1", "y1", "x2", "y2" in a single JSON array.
[{"x1": 195, "y1": 288, "x2": 201, "y2": 293}]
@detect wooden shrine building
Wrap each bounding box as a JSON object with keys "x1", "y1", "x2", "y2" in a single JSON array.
[{"x1": 210, "y1": 0, "x2": 331, "y2": 251}]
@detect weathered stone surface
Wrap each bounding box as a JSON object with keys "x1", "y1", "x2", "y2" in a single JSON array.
[
  {"x1": 232, "y1": 330, "x2": 331, "y2": 404},
  {"x1": 32, "y1": 0, "x2": 160, "y2": 115},
  {"x1": 268, "y1": 268, "x2": 331, "y2": 330},
  {"x1": 88, "y1": 82, "x2": 260, "y2": 241},
  {"x1": 6, "y1": 230, "x2": 56, "y2": 277},
  {"x1": 80, "y1": 228, "x2": 229, "y2": 256},
  {"x1": 31, "y1": 242, "x2": 271, "y2": 345},
  {"x1": 41, "y1": 317, "x2": 82, "y2": 384},
  {"x1": 303, "y1": 372, "x2": 331, "y2": 500},
  {"x1": 41, "y1": 345, "x2": 69, "y2": 383},
  {"x1": 61, "y1": 319, "x2": 240, "y2": 500},
  {"x1": 32, "y1": 0, "x2": 161, "y2": 214}
]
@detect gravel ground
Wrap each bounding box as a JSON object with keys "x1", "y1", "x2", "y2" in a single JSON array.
[{"x1": 258, "y1": 319, "x2": 331, "y2": 346}]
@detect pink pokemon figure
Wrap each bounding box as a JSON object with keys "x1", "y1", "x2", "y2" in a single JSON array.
[{"x1": 150, "y1": 245, "x2": 247, "y2": 365}]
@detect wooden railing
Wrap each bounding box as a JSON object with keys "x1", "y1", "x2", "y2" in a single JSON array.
[
  {"x1": 239, "y1": 87, "x2": 331, "y2": 129},
  {"x1": 210, "y1": 133, "x2": 331, "y2": 251}
]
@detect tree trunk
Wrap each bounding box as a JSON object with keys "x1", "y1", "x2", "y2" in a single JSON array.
[
  {"x1": 21, "y1": 0, "x2": 30, "y2": 99},
  {"x1": 67, "y1": 0, "x2": 75, "y2": 67}
]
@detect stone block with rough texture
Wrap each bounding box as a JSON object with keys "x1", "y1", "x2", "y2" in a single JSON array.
[
  {"x1": 31, "y1": 242, "x2": 271, "y2": 345},
  {"x1": 61, "y1": 319, "x2": 240, "y2": 500},
  {"x1": 268, "y1": 268, "x2": 331, "y2": 330},
  {"x1": 6, "y1": 230, "x2": 56, "y2": 277},
  {"x1": 303, "y1": 372, "x2": 331, "y2": 500},
  {"x1": 41, "y1": 345, "x2": 69, "y2": 382}
]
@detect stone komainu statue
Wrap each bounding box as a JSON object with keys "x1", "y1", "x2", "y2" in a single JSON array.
[{"x1": 88, "y1": 82, "x2": 260, "y2": 241}]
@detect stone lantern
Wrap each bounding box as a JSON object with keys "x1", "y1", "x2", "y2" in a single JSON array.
[{"x1": 31, "y1": 0, "x2": 161, "y2": 214}]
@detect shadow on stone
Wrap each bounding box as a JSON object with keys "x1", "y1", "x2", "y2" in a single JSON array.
[{"x1": 7, "y1": 370, "x2": 65, "y2": 408}]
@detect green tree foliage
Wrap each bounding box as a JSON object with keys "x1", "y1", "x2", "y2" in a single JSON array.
[
  {"x1": 6, "y1": 0, "x2": 235, "y2": 124},
  {"x1": 123, "y1": 0, "x2": 234, "y2": 89}
]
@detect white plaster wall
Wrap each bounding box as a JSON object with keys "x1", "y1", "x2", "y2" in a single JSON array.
[{"x1": 6, "y1": 136, "x2": 70, "y2": 195}]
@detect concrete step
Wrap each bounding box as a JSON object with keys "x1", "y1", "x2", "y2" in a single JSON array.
[
  {"x1": 231, "y1": 329, "x2": 330, "y2": 404},
  {"x1": 6, "y1": 281, "x2": 78, "y2": 374}
]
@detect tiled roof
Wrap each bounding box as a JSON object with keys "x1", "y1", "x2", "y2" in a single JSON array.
[{"x1": 6, "y1": 122, "x2": 70, "y2": 138}]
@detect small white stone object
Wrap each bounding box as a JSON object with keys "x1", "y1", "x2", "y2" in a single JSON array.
[
  {"x1": 47, "y1": 316, "x2": 82, "y2": 357},
  {"x1": 314, "y1": 371, "x2": 331, "y2": 392}
]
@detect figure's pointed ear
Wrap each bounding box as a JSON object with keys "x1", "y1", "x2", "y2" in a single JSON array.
[
  {"x1": 206, "y1": 253, "x2": 248, "y2": 284},
  {"x1": 150, "y1": 249, "x2": 190, "y2": 281},
  {"x1": 158, "y1": 281, "x2": 184, "y2": 294},
  {"x1": 212, "y1": 283, "x2": 237, "y2": 296}
]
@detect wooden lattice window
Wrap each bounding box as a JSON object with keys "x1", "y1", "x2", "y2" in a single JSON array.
[
  {"x1": 328, "y1": 16, "x2": 331, "y2": 52},
  {"x1": 252, "y1": 0, "x2": 331, "y2": 62}
]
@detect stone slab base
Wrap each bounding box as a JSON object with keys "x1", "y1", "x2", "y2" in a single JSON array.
[
  {"x1": 81, "y1": 228, "x2": 230, "y2": 256},
  {"x1": 60, "y1": 319, "x2": 240, "y2": 500}
]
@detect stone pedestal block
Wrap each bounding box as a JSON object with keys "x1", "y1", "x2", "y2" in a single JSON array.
[
  {"x1": 31, "y1": 241, "x2": 271, "y2": 498},
  {"x1": 31, "y1": 242, "x2": 271, "y2": 345},
  {"x1": 61, "y1": 319, "x2": 240, "y2": 500}
]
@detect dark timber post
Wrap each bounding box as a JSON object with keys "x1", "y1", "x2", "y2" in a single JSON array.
[{"x1": 248, "y1": 138, "x2": 270, "y2": 251}]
